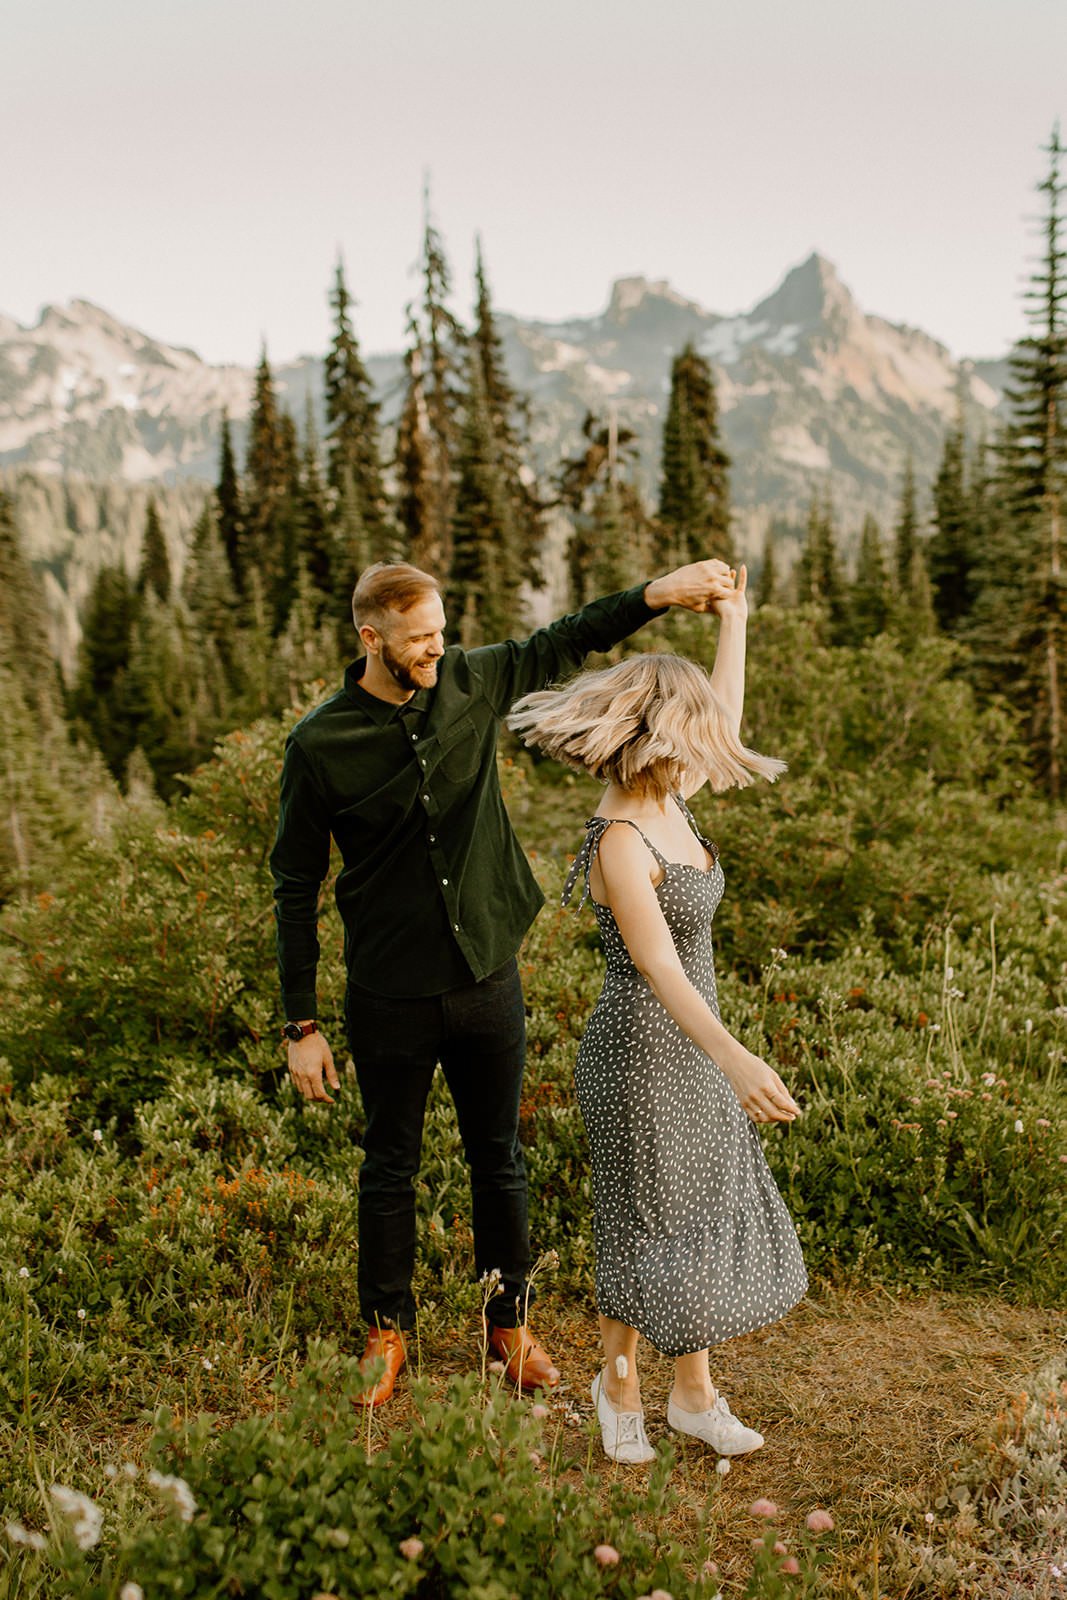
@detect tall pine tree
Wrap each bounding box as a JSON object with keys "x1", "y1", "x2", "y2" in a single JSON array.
[
  {"x1": 324, "y1": 257, "x2": 390, "y2": 559},
  {"x1": 928, "y1": 410, "x2": 973, "y2": 632},
  {"x1": 138, "y1": 497, "x2": 171, "y2": 603},
  {"x1": 657, "y1": 343, "x2": 732, "y2": 566},
  {"x1": 849, "y1": 514, "x2": 890, "y2": 640},
  {"x1": 216, "y1": 411, "x2": 245, "y2": 593}
]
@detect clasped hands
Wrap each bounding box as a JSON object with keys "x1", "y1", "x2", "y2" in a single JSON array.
[{"x1": 645, "y1": 558, "x2": 748, "y2": 619}]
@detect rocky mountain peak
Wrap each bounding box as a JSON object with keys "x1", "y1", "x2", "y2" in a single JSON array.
[
  {"x1": 751, "y1": 251, "x2": 857, "y2": 332},
  {"x1": 605, "y1": 275, "x2": 707, "y2": 325}
]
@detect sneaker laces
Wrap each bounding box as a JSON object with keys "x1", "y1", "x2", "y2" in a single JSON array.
[{"x1": 612, "y1": 1411, "x2": 642, "y2": 1444}]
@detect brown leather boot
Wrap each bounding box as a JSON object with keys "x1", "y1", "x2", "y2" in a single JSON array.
[
  {"x1": 353, "y1": 1327, "x2": 407, "y2": 1408},
  {"x1": 486, "y1": 1323, "x2": 561, "y2": 1392}
]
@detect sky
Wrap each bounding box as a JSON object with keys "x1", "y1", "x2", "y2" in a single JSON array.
[{"x1": 3, "y1": 0, "x2": 1065, "y2": 367}]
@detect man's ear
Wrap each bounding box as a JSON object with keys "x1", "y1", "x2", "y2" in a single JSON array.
[{"x1": 359, "y1": 623, "x2": 382, "y2": 657}]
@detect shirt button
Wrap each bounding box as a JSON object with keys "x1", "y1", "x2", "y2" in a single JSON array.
[
  {"x1": 453, "y1": 923, "x2": 460, "y2": 931},
  {"x1": 422, "y1": 794, "x2": 430, "y2": 803},
  {"x1": 429, "y1": 833, "x2": 436, "y2": 842},
  {"x1": 411, "y1": 734, "x2": 418, "y2": 742},
  {"x1": 442, "y1": 877, "x2": 449, "y2": 885}
]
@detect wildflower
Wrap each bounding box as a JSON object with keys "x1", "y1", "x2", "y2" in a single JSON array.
[
  {"x1": 531, "y1": 1403, "x2": 548, "y2": 1420},
  {"x1": 93, "y1": 1129, "x2": 103, "y2": 1143},
  {"x1": 1024, "y1": 1019, "x2": 1033, "y2": 1035},
  {"x1": 121, "y1": 1462, "x2": 138, "y2": 1480},
  {"x1": 1014, "y1": 1120, "x2": 1024, "y2": 1134},
  {"x1": 772, "y1": 947, "x2": 788, "y2": 962},
  {"x1": 773, "y1": 1539, "x2": 788, "y2": 1554},
  {"x1": 749, "y1": 1498, "x2": 779, "y2": 1517},
  {"x1": 615, "y1": 1354, "x2": 629, "y2": 1379},
  {"x1": 716, "y1": 1457, "x2": 731, "y2": 1476},
  {"x1": 399, "y1": 1537, "x2": 424, "y2": 1560},
  {"x1": 1037, "y1": 1118, "x2": 1051, "y2": 1128},
  {"x1": 528, "y1": 1450, "x2": 542, "y2": 1466},
  {"x1": 1051, "y1": 1565, "x2": 1062, "y2": 1579},
  {"x1": 806, "y1": 1509, "x2": 834, "y2": 1533},
  {"x1": 5, "y1": 1521, "x2": 47, "y2": 1551},
  {"x1": 202, "y1": 1357, "x2": 213, "y2": 1371},
  {"x1": 49, "y1": 1485, "x2": 103, "y2": 1551},
  {"x1": 490, "y1": 1513, "x2": 506, "y2": 1527},
  {"x1": 146, "y1": 1470, "x2": 197, "y2": 1523},
  {"x1": 18, "y1": 1267, "x2": 29, "y2": 1280},
  {"x1": 946, "y1": 966, "x2": 954, "y2": 980},
  {"x1": 982, "y1": 1072, "x2": 997, "y2": 1086},
  {"x1": 594, "y1": 1544, "x2": 621, "y2": 1567},
  {"x1": 702, "y1": 1560, "x2": 719, "y2": 1575},
  {"x1": 488, "y1": 1360, "x2": 506, "y2": 1374},
  {"x1": 924, "y1": 1512, "x2": 935, "y2": 1525},
  {"x1": 780, "y1": 1556, "x2": 800, "y2": 1575},
  {"x1": 929, "y1": 1023, "x2": 941, "y2": 1033},
  {"x1": 649, "y1": 1591, "x2": 675, "y2": 1600},
  {"x1": 120, "y1": 1586, "x2": 145, "y2": 1600},
  {"x1": 77, "y1": 1308, "x2": 87, "y2": 1321},
  {"x1": 104, "y1": 1464, "x2": 118, "y2": 1480}
]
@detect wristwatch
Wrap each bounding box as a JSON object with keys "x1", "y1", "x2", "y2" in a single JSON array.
[{"x1": 281, "y1": 1020, "x2": 318, "y2": 1043}]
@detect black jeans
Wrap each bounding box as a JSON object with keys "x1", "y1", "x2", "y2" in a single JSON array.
[{"x1": 344, "y1": 957, "x2": 531, "y2": 1332}]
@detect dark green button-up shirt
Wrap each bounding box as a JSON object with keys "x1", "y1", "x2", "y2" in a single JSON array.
[{"x1": 269, "y1": 583, "x2": 664, "y2": 1014}]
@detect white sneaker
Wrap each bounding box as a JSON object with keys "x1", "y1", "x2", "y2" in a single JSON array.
[
  {"x1": 667, "y1": 1393, "x2": 765, "y2": 1455},
  {"x1": 591, "y1": 1374, "x2": 656, "y2": 1464}
]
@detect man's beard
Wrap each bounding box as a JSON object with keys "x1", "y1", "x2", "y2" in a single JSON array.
[{"x1": 381, "y1": 641, "x2": 438, "y2": 693}]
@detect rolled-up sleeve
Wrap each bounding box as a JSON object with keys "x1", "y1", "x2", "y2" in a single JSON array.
[{"x1": 269, "y1": 738, "x2": 332, "y2": 1019}]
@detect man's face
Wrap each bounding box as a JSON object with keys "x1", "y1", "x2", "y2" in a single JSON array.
[{"x1": 376, "y1": 594, "x2": 447, "y2": 692}]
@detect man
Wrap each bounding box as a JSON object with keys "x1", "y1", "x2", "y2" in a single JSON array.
[{"x1": 270, "y1": 556, "x2": 733, "y2": 1406}]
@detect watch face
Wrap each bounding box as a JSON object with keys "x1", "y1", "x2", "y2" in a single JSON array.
[{"x1": 283, "y1": 1022, "x2": 304, "y2": 1042}]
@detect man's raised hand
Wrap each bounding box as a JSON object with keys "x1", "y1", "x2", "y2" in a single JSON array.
[
  {"x1": 644, "y1": 558, "x2": 741, "y2": 613},
  {"x1": 288, "y1": 1031, "x2": 340, "y2": 1103}
]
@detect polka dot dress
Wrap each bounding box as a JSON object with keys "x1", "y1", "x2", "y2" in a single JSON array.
[{"x1": 562, "y1": 796, "x2": 807, "y2": 1358}]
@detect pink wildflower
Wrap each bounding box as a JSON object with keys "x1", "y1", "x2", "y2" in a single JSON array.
[
  {"x1": 780, "y1": 1555, "x2": 800, "y2": 1575},
  {"x1": 773, "y1": 1539, "x2": 788, "y2": 1555},
  {"x1": 531, "y1": 1403, "x2": 548, "y2": 1420},
  {"x1": 749, "y1": 1497, "x2": 779, "y2": 1517},
  {"x1": 806, "y1": 1509, "x2": 835, "y2": 1533},
  {"x1": 594, "y1": 1544, "x2": 620, "y2": 1567},
  {"x1": 398, "y1": 1537, "x2": 424, "y2": 1560}
]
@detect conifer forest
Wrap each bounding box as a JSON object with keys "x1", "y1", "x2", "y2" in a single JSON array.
[{"x1": 0, "y1": 135, "x2": 1065, "y2": 1599}]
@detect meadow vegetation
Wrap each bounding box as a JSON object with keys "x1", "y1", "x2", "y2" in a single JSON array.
[{"x1": 1, "y1": 613, "x2": 1064, "y2": 1597}]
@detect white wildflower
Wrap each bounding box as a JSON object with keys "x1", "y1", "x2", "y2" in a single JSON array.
[
  {"x1": 1024, "y1": 1019, "x2": 1033, "y2": 1035},
  {"x1": 614, "y1": 1354, "x2": 629, "y2": 1380},
  {"x1": 18, "y1": 1267, "x2": 29, "y2": 1280},
  {"x1": 49, "y1": 1485, "x2": 103, "y2": 1551},
  {"x1": 104, "y1": 1463, "x2": 118, "y2": 1480},
  {"x1": 146, "y1": 1470, "x2": 197, "y2": 1523},
  {"x1": 77, "y1": 1308, "x2": 87, "y2": 1321},
  {"x1": 5, "y1": 1520, "x2": 47, "y2": 1551},
  {"x1": 93, "y1": 1129, "x2": 103, "y2": 1143},
  {"x1": 121, "y1": 1462, "x2": 138, "y2": 1480},
  {"x1": 120, "y1": 1586, "x2": 145, "y2": 1600},
  {"x1": 945, "y1": 967, "x2": 954, "y2": 981},
  {"x1": 1014, "y1": 1120, "x2": 1024, "y2": 1134},
  {"x1": 201, "y1": 1357, "x2": 213, "y2": 1371},
  {"x1": 716, "y1": 1457, "x2": 731, "y2": 1476},
  {"x1": 929, "y1": 1023, "x2": 941, "y2": 1033}
]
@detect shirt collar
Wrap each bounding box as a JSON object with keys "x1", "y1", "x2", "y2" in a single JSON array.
[{"x1": 343, "y1": 658, "x2": 430, "y2": 724}]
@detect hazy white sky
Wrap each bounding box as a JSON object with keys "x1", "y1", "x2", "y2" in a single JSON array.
[{"x1": 3, "y1": 0, "x2": 1064, "y2": 366}]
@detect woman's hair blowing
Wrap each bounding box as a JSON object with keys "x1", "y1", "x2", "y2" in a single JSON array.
[{"x1": 507, "y1": 653, "x2": 785, "y2": 799}]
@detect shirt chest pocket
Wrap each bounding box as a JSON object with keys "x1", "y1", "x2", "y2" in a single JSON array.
[{"x1": 435, "y1": 715, "x2": 482, "y2": 783}]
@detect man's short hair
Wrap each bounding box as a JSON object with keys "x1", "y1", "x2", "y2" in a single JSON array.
[{"x1": 352, "y1": 562, "x2": 441, "y2": 631}]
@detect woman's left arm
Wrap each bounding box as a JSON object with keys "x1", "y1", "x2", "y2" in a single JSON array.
[{"x1": 708, "y1": 564, "x2": 749, "y2": 735}]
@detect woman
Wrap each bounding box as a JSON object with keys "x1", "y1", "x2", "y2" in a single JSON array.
[{"x1": 507, "y1": 566, "x2": 806, "y2": 1463}]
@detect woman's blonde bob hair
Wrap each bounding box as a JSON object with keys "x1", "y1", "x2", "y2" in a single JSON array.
[{"x1": 507, "y1": 652, "x2": 785, "y2": 800}]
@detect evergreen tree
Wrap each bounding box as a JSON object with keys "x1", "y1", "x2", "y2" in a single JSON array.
[
  {"x1": 997, "y1": 125, "x2": 1067, "y2": 795},
  {"x1": 0, "y1": 491, "x2": 61, "y2": 716},
  {"x1": 657, "y1": 343, "x2": 732, "y2": 566},
  {"x1": 323, "y1": 257, "x2": 390, "y2": 556},
  {"x1": 471, "y1": 238, "x2": 544, "y2": 587},
  {"x1": 927, "y1": 412, "x2": 972, "y2": 631},
  {"x1": 448, "y1": 354, "x2": 523, "y2": 644},
  {"x1": 126, "y1": 594, "x2": 216, "y2": 793},
  {"x1": 300, "y1": 392, "x2": 332, "y2": 600},
  {"x1": 893, "y1": 458, "x2": 920, "y2": 595},
  {"x1": 757, "y1": 523, "x2": 780, "y2": 608},
  {"x1": 849, "y1": 514, "x2": 890, "y2": 640},
  {"x1": 794, "y1": 492, "x2": 847, "y2": 640},
  {"x1": 906, "y1": 542, "x2": 938, "y2": 639},
  {"x1": 138, "y1": 497, "x2": 171, "y2": 603},
  {"x1": 69, "y1": 563, "x2": 141, "y2": 778},
  {"x1": 216, "y1": 411, "x2": 245, "y2": 594},
  {"x1": 395, "y1": 193, "x2": 465, "y2": 577},
  {"x1": 559, "y1": 411, "x2": 647, "y2": 607},
  {"x1": 243, "y1": 345, "x2": 288, "y2": 613},
  {"x1": 183, "y1": 506, "x2": 237, "y2": 657}
]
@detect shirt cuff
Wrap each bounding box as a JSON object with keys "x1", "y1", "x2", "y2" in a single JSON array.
[{"x1": 282, "y1": 991, "x2": 318, "y2": 1022}]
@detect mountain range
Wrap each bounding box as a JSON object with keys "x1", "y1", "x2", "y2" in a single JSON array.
[{"x1": 1, "y1": 252, "x2": 1010, "y2": 566}]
